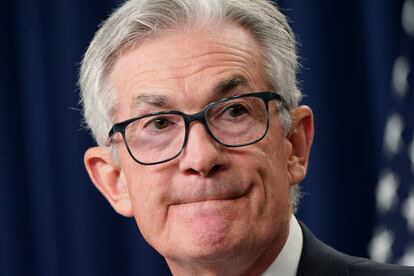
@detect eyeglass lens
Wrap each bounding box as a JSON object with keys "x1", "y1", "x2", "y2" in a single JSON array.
[{"x1": 123, "y1": 95, "x2": 268, "y2": 164}]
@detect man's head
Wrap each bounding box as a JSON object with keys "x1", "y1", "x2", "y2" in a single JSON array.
[{"x1": 80, "y1": 0, "x2": 313, "y2": 274}]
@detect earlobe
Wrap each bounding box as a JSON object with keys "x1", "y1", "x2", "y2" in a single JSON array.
[
  {"x1": 286, "y1": 106, "x2": 314, "y2": 185},
  {"x1": 84, "y1": 147, "x2": 133, "y2": 217}
]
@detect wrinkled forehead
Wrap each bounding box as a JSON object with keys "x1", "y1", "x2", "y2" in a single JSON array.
[
  {"x1": 115, "y1": 22, "x2": 264, "y2": 61},
  {"x1": 109, "y1": 23, "x2": 268, "y2": 119},
  {"x1": 112, "y1": 23, "x2": 264, "y2": 74}
]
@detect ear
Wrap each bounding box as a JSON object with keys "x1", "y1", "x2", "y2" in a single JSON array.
[
  {"x1": 286, "y1": 106, "x2": 314, "y2": 185},
  {"x1": 84, "y1": 147, "x2": 133, "y2": 217}
]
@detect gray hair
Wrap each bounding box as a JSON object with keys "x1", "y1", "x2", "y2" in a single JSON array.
[{"x1": 79, "y1": 0, "x2": 303, "y2": 212}]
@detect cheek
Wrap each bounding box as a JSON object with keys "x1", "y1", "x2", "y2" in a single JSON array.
[
  {"x1": 254, "y1": 129, "x2": 289, "y2": 177},
  {"x1": 249, "y1": 134, "x2": 292, "y2": 214},
  {"x1": 122, "y1": 163, "x2": 172, "y2": 241}
]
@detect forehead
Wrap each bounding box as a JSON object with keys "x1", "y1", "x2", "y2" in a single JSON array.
[{"x1": 110, "y1": 24, "x2": 268, "y2": 119}]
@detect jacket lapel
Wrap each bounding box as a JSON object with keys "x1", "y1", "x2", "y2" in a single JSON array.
[{"x1": 296, "y1": 221, "x2": 349, "y2": 276}]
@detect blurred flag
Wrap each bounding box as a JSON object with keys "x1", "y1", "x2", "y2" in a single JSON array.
[{"x1": 368, "y1": 0, "x2": 414, "y2": 265}]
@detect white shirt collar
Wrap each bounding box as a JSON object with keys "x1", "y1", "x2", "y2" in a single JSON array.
[{"x1": 262, "y1": 215, "x2": 303, "y2": 276}]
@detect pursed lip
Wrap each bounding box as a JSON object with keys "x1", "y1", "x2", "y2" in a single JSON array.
[{"x1": 169, "y1": 184, "x2": 252, "y2": 206}]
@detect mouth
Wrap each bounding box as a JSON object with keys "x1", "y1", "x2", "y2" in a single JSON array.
[
  {"x1": 171, "y1": 184, "x2": 252, "y2": 206},
  {"x1": 179, "y1": 194, "x2": 245, "y2": 206}
]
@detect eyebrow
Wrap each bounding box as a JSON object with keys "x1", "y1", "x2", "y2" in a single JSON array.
[
  {"x1": 132, "y1": 94, "x2": 168, "y2": 108},
  {"x1": 130, "y1": 75, "x2": 250, "y2": 113},
  {"x1": 213, "y1": 75, "x2": 249, "y2": 97}
]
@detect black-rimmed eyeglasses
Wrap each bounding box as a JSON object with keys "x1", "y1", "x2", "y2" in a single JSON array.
[{"x1": 108, "y1": 91, "x2": 287, "y2": 165}]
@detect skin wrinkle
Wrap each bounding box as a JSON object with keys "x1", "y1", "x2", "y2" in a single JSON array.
[
  {"x1": 129, "y1": 75, "x2": 250, "y2": 117},
  {"x1": 89, "y1": 23, "x2": 309, "y2": 275},
  {"x1": 123, "y1": 57, "x2": 255, "y2": 90},
  {"x1": 146, "y1": 27, "x2": 262, "y2": 252},
  {"x1": 121, "y1": 72, "x2": 242, "y2": 108},
  {"x1": 77, "y1": 0, "x2": 318, "y2": 272},
  {"x1": 167, "y1": 170, "x2": 250, "y2": 205},
  {"x1": 122, "y1": 65, "x2": 258, "y2": 119},
  {"x1": 112, "y1": 29, "x2": 260, "y2": 121},
  {"x1": 120, "y1": 46, "x2": 256, "y2": 76}
]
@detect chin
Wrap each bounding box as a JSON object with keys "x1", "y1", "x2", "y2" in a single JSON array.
[
  {"x1": 163, "y1": 217, "x2": 254, "y2": 266},
  {"x1": 159, "y1": 195, "x2": 263, "y2": 263},
  {"x1": 172, "y1": 234, "x2": 246, "y2": 264}
]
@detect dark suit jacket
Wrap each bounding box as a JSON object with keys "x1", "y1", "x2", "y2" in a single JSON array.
[{"x1": 296, "y1": 222, "x2": 414, "y2": 276}]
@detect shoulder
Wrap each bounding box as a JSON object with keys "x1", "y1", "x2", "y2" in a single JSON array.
[
  {"x1": 297, "y1": 221, "x2": 414, "y2": 276},
  {"x1": 346, "y1": 256, "x2": 414, "y2": 276}
]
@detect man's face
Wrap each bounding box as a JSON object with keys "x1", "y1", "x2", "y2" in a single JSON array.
[{"x1": 95, "y1": 24, "x2": 309, "y2": 269}]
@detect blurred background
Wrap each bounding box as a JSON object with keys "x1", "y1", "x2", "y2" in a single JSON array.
[{"x1": 1, "y1": 0, "x2": 413, "y2": 275}]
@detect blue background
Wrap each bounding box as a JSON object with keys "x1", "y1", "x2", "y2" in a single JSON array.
[{"x1": 0, "y1": 0, "x2": 404, "y2": 275}]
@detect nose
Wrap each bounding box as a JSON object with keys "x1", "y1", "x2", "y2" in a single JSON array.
[{"x1": 178, "y1": 122, "x2": 227, "y2": 177}]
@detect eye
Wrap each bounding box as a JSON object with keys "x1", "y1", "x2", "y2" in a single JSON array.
[
  {"x1": 226, "y1": 104, "x2": 248, "y2": 118},
  {"x1": 151, "y1": 117, "x2": 170, "y2": 129}
]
